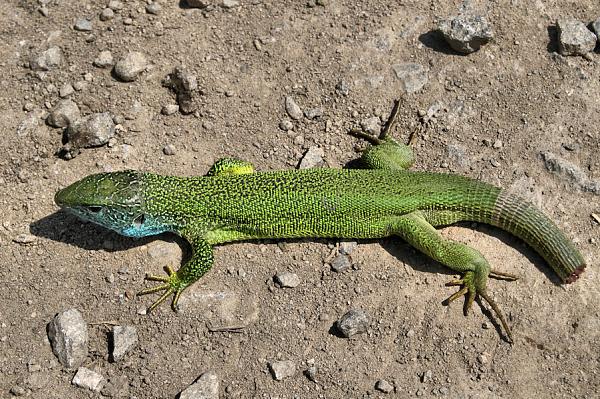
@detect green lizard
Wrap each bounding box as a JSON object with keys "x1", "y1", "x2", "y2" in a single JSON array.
[{"x1": 54, "y1": 102, "x2": 585, "y2": 341}]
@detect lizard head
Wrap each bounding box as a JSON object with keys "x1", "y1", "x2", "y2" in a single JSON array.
[{"x1": 55, "y1": 171, "x2": 164, "y2": 238}]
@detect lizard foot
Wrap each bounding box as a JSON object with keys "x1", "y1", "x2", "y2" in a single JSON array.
[
  {"x1": 137, "y1": 265, "x2": 186, "y2": 312},
  {"x1": 444, "y1": 271, "x2": 513, "y2": 343}
]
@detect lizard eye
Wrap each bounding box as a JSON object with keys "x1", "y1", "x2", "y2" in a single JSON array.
[
  {"x1": 87, "y1": 206, "x2": 102, "y2": 213},
  {"x1": 133, "y1": 214, "x2": 146, "y2": 227}
]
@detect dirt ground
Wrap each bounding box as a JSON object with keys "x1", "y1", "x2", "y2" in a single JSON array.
[{"x1": 1, "y1": 0, "x2": 599, "y2": 398}]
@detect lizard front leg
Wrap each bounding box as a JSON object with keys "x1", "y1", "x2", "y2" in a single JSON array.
[
  {"x1": 390, "y1": 210, "x2": 516, "y2": 342},
  {"x1": 137, "y1": 232, "x2": 214, "y2": 312}
]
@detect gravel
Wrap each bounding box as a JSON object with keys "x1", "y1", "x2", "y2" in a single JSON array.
[
  {"x1": 556, "y1": 18, "x2": 597, "y2": 56},
  {"x1": 113, "y1": 52, "x2": 147, "y2": 82},
  {"x1": 47, "y1": 99, "x2": 80, "y2": 128},
  {"x1": 93, "y1": 50, "x2": 114, "y2": 68},
  {"x1": 64, "y1": 112, "x2": 116, "y2": 157},
  {"x1": 336, "y1": 309, "x2": 369, "y2": 337},
  {"x1": 268, "y1": 360, "x2": 296, "y2": 381},
  {"x1": 437, "y1": 14, "x2": 493, "y2": 54},
  {"x1": 298, "y1": 146, "x2": 324, "y2": 169},
  {"x1": 74, "y1": 19, "x2": 92, "y2": 31},
  {"x1": 29, "y1": 46, "x2": 62, "y2": 71},
  {"x1": 285, "y1": 96, "x2": 303, "y2": 120},
  {"x1": 274, "y1": 271, "x2": 300, "y2": 288},
  {"x1": 99, "y1": 8, "x2": 114, "y2": 21},
  {"x1": 179, "y1": 370, "x2": 219, "y2": 399},
  {"x1": 330, "y1": 253, "x2": 351, "y2": 272},
  {"x1": 392, "y1": 63, "x2": 429, "y2": 94},
  {"x1": 72, "y1": 367, "x2": 104, "y2": 392},
  {"x1": 375, "y1": 379, "x2": 394, "y2": 393},
  {"x1": 279, "y1": 119, "x2": 293, "y2": 131},
  {"x1": 47, "y1": 309, "x2": 88, "y2": 369},
  {"x1": 163, "y1": 67, "x2": 199, "y2": 114},
  {"x1": 110, "y1": 325, "x2": 138, "y2": 362},
  {"x1": 146, "y1": 3, "x2": 162, "y2": 14}
]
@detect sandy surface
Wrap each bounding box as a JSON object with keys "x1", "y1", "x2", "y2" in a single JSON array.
[{"x1": 1, "y1": 0, "x2": 599, "y2": 397}]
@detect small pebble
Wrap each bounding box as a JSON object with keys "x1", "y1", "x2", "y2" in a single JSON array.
[
  {"x1": 274, "y1": 271, "x2": 300, "y2": 288},
  {"x1": 161, "y1": 104, "x2": 179, "y2": 116},
  {"x1": 163, "y1": 144, "x2": 177, "y2": 155},
  {"x1": 304, "y1": 107, "x2": 323, "y2": 120},
  {"x1": 186, "y1": 0, "x2": 210, "y2": 7},
  {"x1": 146, "y1": 3, "x2": 162, "y2": 14},
  {"x1": 392, "y1": 63, "x2": 429, "y2": 94},
  {"x1": 438, "y1": 14, "x2": 493, "y2": 54},
  {"x1": 268, "y1": 360, "x2": 296, "y2": 381},
  {"x1": 421, "y1": 370, "x2": 433, "y2": 383},
  {"x1": 72, "y1": 367, "x2": 104, "y2": 392},
  {"x1": 361, "y1": 116, "x2": 381, "y2": 136},
  {"x1": 339, "y1": 241, "x2": 357, "y2": 255},
  {"x1": 492, "y1": 139, "x2": 502, "y2": 149},
  {"x1": 113, "y1": 52, "x2": 147, "y2": 82},
  {"x1": 304, "y1": 366, "x2": 317, "y2": 382},
  {"x1": 74, "y1": 19, "x2": 93, "y2": 32},
  {"x1": 330, "y1": 253, "x2": 351, "y2": 272},
  {"x1": 47, "y1": 99, "x2": 80, "y2": 128},
  {"x1": 66, "y1": 112, "x2": 115, "y2": 148},
  {"x1": 59, "y1": 83, "x2": 75, "y2": 98},
  {"x1": 179, "y1": 370, "x2": 219, "y2": 399},
  {"x1": 93, "y1": 51, "x2": 114, "y2": 68},
  {"x1": 375, "y1": 379, "x2": 394, "y2": 393},
  {"x1": 38, "y1": 7, "x2": 49, "y2": 17},
  {"x1": 162, "y1": 67, "x2": 199, "y2": 114},
  {"x1": 279, "y1": 120, "x2": 293, "y2": 131},
  {"x1": 100, "y1": 8, "x2": 114, "y2": 21},
  {"x1": 222, "y1": 0, "x2": 239, "y2": 8},
  {"x1": 111, "y1": 325, "x2": 138, "y2": 362},
  {"x1": 335, "y1": 80, "x2": 350, "y2": 96},
  {"x1": 108, "y1": 0, "x2": 124, "y2": 10},
  {"x1": 285, "y1": 96, "x2": 303, "y2": 120},
  {"x1": 30, "y1": 46, "x2": 63, "y2": 71},
  {"x1": 298, "y1": 146, "x2": 324, "y2": 169},
  {"x1": 47, "y1": 309, "x2": 88, "y2": 369},
  {"x1": 336, "y1": 309, "x2": 369, "y2": 337},
  {"x1": 557, "y1": 18, "x2": 597, "y2": 56},
  {"x1": 592, "y1": 18, "x2": 600, "y2": 41}
]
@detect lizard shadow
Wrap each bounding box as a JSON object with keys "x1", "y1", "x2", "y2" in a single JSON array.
[{"x1": 30, "y1": 211, "x2": 165, "y2": 252}]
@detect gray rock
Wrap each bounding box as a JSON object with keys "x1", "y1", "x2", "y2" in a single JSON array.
[
  {"x1": 304, "y1": 366, "x2": 317, "y2": 382},
  {"x1": 16, "y1": 110, "x2": 44, "y2": 138},
  {"x1": 163, "y1": 67, "x2": 199, "y2": 114},
  {"x1": 186, "y1": 0, "x2": 211, "y2": 7},
  {"x1": 438, "y1": 14, "x2": 493, "y2": 54},
  {"x1": 421, "y1": 369, "x2": 433, "y2": 383},
  {"x1": 74, "y1": 19, "x2": 92, "y2": 31},
  {"x1": 222, "y1": 0, "x2": 239, "y2": 8},
  {"x1": 375, "y1": 379, "x2": 394, "y2": 393},
  {"x1": 30, "y1": 46, "x2": 62, "y2": 71},
  {"x1": 336, "y1": 309, "x2": 369, "y2": 337},
  {"x1": 331, "y1": 253, "x2": 351, "y2": 272},
  {"x1": 557, "y1": 18, "x2": 597, "y2": 56},
  {"x1": 66, "y1": 112, "x2": 115, "y2": 152},
  {"x1": 298, "y1": 146, "x2": 324, "y2": 169},
  {"x1": 335, "y1": 80, "x2": 350, "y2": 96},
  {"x1": 393, "y1": 63, "x2": 429, "y2": 94},
  {"x1": 285, "y1": 96, "x2": 303, "y2": 120},
  {"x1": 59, "y1": 83, "x2": 75, "y2": 98},
  {"x1": 47, "y1": 99, "x2": 80, "y2": 128},
  {"x1": 279, "y1": 119, "x2": 293, "y2": 131},
  {"x1": 47, "y1": 309, "x2": 88, "y2": 369},
  {"x1": 161, "y1": 104, "x2": 179, "y2": 115},
  {"x1": 146, "y1": 2, "x2": 162, "y2": 14},
  {"x1": 72, "y1": 367, "x2": 104, "y2": 392},
  {"x1": 163, "y1": 144, "x2": 176, "y2": 155},
  {"x1": 304, "y1": 107, "x2": 323, "y2": 120},
  {"x1": 179, "y1": 370, "x2": 219, "y2": 399},
  {"x1": 541, "y1": 151, "x2": 600, "y2": 194},
  {"x1": 100, "y1": 8, "x2": 114, "y2": 21},
  {"x1": 110, "y1": 325, "x2": 138, "y2": 362},
  {"x1": 361, "y1": 116, "x2": 381, "y2": 136},
  {"x1": 113, "y1": 52, "x2": 147, "y2": 82},
  {"x1": 269, "y1": 360, "x2": 296, "y2": 381},
  {"x1": 274, "y1": 271, "x2": 300, "y2": 288},
  {"x1": 592, "y1": 18, "x2": 600, "y2": 40},
  {"x1": 93, "y1": 51, "x2": 114, "y2": 68},
  {"x1": 108, "y1": 0, "x2": 123, "y2": 10},
  {"x1": 339, "y1": 241, "x2": 357, "y2": 255}
]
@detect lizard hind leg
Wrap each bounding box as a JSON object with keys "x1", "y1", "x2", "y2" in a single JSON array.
[{"x1": 391, "y1": 211, "x2": 514, "y2": 342}]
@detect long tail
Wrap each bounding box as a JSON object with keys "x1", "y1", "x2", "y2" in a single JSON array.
[{"x1": 487, "y1": 189, "x2": 585, "y2": 283}]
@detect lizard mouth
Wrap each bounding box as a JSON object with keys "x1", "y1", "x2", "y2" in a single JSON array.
[{"x1": 565, "y1": 264, "x2": 585, "y2": 284}]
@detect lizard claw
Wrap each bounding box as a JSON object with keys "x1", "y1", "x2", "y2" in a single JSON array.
[
  {"x1": 443, "y1": 271, "x2": 513, "y2": 343},
  {"x1": 137, "y1": 265, "x2": 186, "y2": 312}
]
